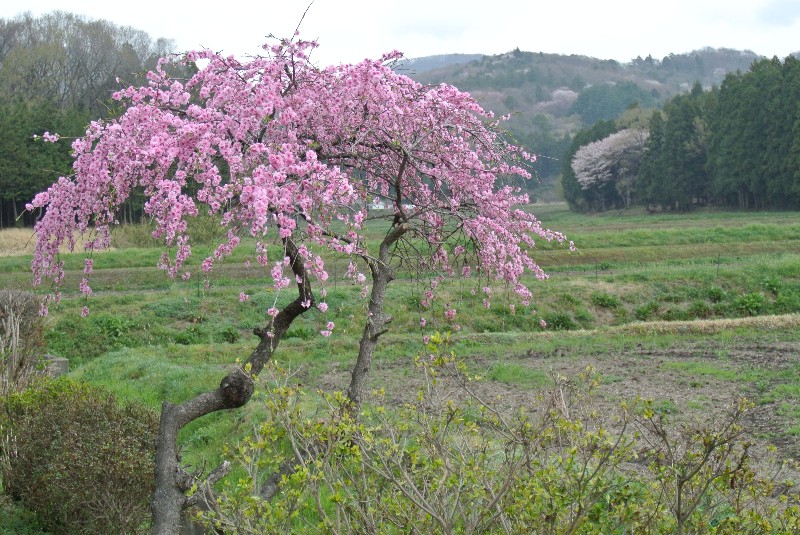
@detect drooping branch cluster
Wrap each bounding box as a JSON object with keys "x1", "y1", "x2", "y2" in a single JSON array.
[
  {"x1": 28, "y1": 37, "x2": 567, "y2": 317},
  {"x1": 24, "y1": 35, "x2": 575, "y2": 535}
]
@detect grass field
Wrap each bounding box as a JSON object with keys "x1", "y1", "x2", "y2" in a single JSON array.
[{"x1": 2, "y1": 203, "x2": 800, "y2": 531}]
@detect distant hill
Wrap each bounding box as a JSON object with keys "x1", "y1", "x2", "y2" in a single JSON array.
[
  {"x1": 399, "y1": 47, "x2": 766, "y2": 189},
  {"x1": 393, "y1": 53, "x2": 484, "y2": 74},
  {"x1": 408, "y1": 47, "x2": 763, "y2": 128}
]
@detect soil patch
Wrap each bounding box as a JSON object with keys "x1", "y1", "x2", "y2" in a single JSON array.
[{"x1": 316, "y1": 337, "x2": 800, "y2": 460}]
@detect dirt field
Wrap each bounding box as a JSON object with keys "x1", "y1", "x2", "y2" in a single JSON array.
[{"x1": 316, "y1": 334, "x2": 800, "y2": 466}]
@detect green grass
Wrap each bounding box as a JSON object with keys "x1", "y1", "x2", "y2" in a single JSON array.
[
  {"x1": 487, "y1": 362, "x2": 550, "y2": 386},
  {"x1": 4, "y1": 204, "x2": 800, "y2": 528},
  {"x1": 2, "y1": 204, "x2": 798, "y2": 370},
  {"x1": 659, "y1": 360, "x2": 764, "y2": 383}
]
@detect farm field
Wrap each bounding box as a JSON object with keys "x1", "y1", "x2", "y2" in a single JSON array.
[{"x1": 2, "y1": 203, "x2": 800, "y2": 531}]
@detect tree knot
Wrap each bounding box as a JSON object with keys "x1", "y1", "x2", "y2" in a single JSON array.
[{"x1": 219, "y1": 371, "x2": 254, "y2": 408}]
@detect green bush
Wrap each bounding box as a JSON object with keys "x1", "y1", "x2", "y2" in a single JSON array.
[
  {"x1": 215, "y1": 324, "x2": 242, "y2": 344},
  {"x1": 661, "y1": 307, "x2": 690, "y2": 321},
  {"x1": 1, "y1": 378, "x2": 158, "y2": 534},
  {"x1": 761, "y1": 276, "x2": 782, "y2": 295},
  {"x1": 774, "y1": 290, "x2": 800, "y2": 314},
  {"x1": 0, "y1": 495, "x2": 50, "y2": 535}
]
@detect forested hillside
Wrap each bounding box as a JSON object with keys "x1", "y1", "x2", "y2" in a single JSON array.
[
  {"x1": 0, "y1": 10, "x2": 784, "y2": 227},
  {"x1": 407, "y1": 47, "x2": 763, "y2": 188},
  {"x1": 0, "y1": 11, "x2": 175, "y2": 228},
  {"x1": 561, "y1": 56, "x2": 800, "y2": 212}
]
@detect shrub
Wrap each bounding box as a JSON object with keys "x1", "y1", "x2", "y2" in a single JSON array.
[
  {"x1": 1, "y1": 378, "x2": 158, "y2": 534},
  {"x1": 199, "y1": 352, "x2": 639, "y2": 534},
  {"x1": 0, "y1": 495, "x2": 50, "y2": 535},
  {"x1": 199, "y1": 342, "x2": 800, "y2": 534},
  {"x1": 0, "y1": 290, "x2": 44, "y2": 396}
]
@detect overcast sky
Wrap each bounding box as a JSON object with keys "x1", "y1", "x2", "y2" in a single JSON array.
[{"x1": 4, "y1": 1, "x2": 800, "y2": 65}]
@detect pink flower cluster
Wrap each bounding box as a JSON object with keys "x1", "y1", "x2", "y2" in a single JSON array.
[{"x1": 27, "y1": 36, "x2": 568, "y2": 327}]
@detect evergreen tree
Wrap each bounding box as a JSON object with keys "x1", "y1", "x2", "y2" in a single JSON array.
[
  {"x1": 637, "y1": 110, "x2": 667, "y2": 206},
  {"x1": 0, "y1": 98, "x2": 87, "y2": 227},
  {"x1": 639, "y1": 83, "x2": 711, "y2": 210}
]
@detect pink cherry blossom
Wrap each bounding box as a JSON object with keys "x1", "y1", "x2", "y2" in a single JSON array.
[{"x1": 26, "y1": 36, "x2": 567, "y2": 320}]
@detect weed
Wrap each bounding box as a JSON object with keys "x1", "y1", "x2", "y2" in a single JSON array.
[
  {"x1": 635, "y1": 302, "x2": 659, "y2": 321},
  {"x1": 734, "y1": 292, "x2": 768, "y2": 316},
  {"x1": 573, "y1": 308, "x2": 596, "y2": 325},
  {"x1": 215, "y1": 324, "x2": 241, "y2": 344},
  {"x1": 651, "y1": 399, "x2": 680, "y2": 415},
  {"x1": 591, "y1": 292, "x2": 621, "y2": 308},
  {"x1": 687, "y1": 301, "x2": 712, "y2": 319},
  {"x1": 761, "y1": 275, "x2": 782, "y2": 295},
  {"x1": 559, "y1": 292, "x2": 581, "y2": 306},
  {"x1": 661, "y1": 307, "x2": 690, "y2": 321},
  {"x1": 707, "y1": 286, "x2": 726, "y2": 302},
  {"x1": 543, "y1": 312, "x2": 577, "y2": 330},
  {"x1": 774, "y1": 290, "x2": 800, "y2": 314},
  {"x1": 285, "y1": 325, "x2": 316, "y2": 340},
  {"x1": 174, "y1": 325, "x2": 204, "y2": 345},
  {"x1": 145, "y1": 296, "x2": 204, "y2": 322},
  {"x1": 488, "y1": 362, "x2": 549, "y2": 386}
]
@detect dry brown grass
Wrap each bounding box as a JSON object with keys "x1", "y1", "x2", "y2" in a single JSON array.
[
  {"x1": 0, "y1": 228, "x2": 99, "y2": 257},
  {"x1": 519, "y1": 314, "x2": 800, "y2": 343},
  {"x1": 0, "y1": 228, "x2": 38, "y2": 257},
  {"x1": 614, "y1": 314, "x2": 800, "y2": 335}
]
